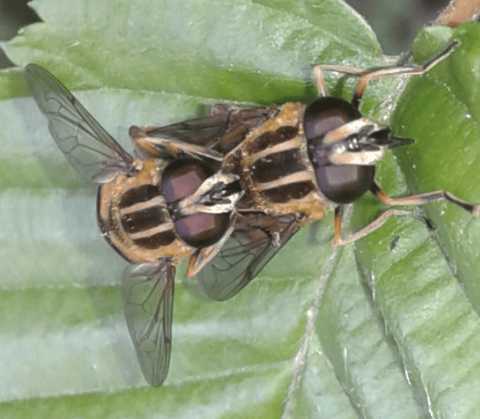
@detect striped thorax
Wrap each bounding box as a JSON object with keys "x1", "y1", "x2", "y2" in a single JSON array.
[
  {"x1": 24, "y1": 63, "x2": 271, "y2": 387},
  {"x1": 26, "y1": 41, "x2": 478, "y2": 388},
  {"x1": 97, "y1": 159, "x2": 189, "y2": 264},
  {"x1": 223, "y1": 102, "x2": 327, "y2": 220}
]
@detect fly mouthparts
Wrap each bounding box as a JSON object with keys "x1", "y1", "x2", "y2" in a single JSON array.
[{"x1": 369, "y1": 128, "x2": 415, "y2": 149}]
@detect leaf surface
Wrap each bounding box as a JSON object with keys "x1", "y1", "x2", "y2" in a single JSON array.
[{"x1": 1, "y1": 1, "x2": 480, "y2": 418}]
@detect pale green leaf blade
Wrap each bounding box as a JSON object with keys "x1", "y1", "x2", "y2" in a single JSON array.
[{"x1": 3, "y1": 0, "x2": 480, "y2": 418}]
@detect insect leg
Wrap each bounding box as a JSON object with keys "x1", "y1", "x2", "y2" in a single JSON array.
[
  {"x1": 350, "y1": 41, "x2": 458, "y2": 108},
  {"x1": 370, "y1": 181, "x2": 480, "y2": 216},
  {"x1": 314, "y1": 41, "x2": 458, "y2": 108},
  {"x1": 313, "y1": 64, "x2": 364, "y2": 97},
  {"x1": 130, "y1": 132, "x2": 223, "y2": 161},
  {"x1": 313, "y1": 66, "x2": 333, "y2": 97},
  {"x1": 334, "y1": 205, "x2": 413, "y2": 246},
  {"x1": 186, "y1": 223, "x2": 237, "y2": 277}
]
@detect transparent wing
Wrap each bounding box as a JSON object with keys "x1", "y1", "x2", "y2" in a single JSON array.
[
  {"x1": 24, "y1": 64, "x2": 133, "y2": 183},
  {"x1": 122, "y1": 260, "x2": 175, "y2": 386},
  {"x1": 196, "y1": 215, "x2": 299, "y2": 301},
  {"x1": 131, "y1": 107, "x2": 275, "y2": 159},
  {"x1": 141, "y1": 114, "x2": 230, "y2": 158}
]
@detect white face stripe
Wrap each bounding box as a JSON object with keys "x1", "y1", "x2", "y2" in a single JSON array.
[
  {"x1": 329, "y1": 149, "x2": 385, "y2": 165},
  {"x1": 322, "y1": 119, "x2": 378, "y2": 145},
  {"x1": 174, "y1": 172, "x2": 242, "y2": 216}
]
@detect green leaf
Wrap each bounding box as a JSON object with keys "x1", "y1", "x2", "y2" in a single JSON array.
[
  {"x1": 351, "y1": 23, "x2": 480, "y2": 418},
  {"x1": 393, "y1": 23, "x2": 480, "y2": 307},
  {"x1": 1, "y1": 0, "x2": 480, "y2": 418},
  {"x1": 4, "y1": 0, "x2": 380, "y2": 103}
]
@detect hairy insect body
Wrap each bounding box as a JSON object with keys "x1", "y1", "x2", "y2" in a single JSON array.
[
  {"x1": 24, "y1": 64, "x2": 273, "y2": 387},
  {"x1": 224, "y1": 102, "x2": 327, "y2": 220},
  {"x1": 223, "y1": 41, "x2": 479, "y2": 248},
  {"x1": 25, "y1": 40, "x2": 479, "y2": 388},
  {"x1": 97, "y1": 159, "x2": 189, "y2": 264}
]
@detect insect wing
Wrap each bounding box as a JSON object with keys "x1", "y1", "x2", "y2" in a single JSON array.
[
  {"x1": 132, "y1": 107, "x2": 276, "y2": 159},
  {"x1": 24, "y1": 64, "x2": 133, "y2": 183},
  {"x1": 137, "y1": 113, "x2": 230, "y2": 159},
  {"x1": 122, "y1": 261, "x2": 175, "y2": 386},
  {"x1": 196, "y1": 216, "x2": 300, "y2": 301}
]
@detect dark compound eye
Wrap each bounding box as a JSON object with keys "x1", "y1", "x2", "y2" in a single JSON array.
[
  {"x1": 161, "y1": 159, "x2": 210, "y2": 203},
  {"x1": 315, "y1": 165, "x2": 375, "y2": 204},
  {"x1": 161, "y1": 159, "x2": 231, "y2": 248},
  {"x1": 303, "y1": 97, "x2": 375, "y2": 204},
  {"x1": 303, "y1": 97, "x2": 361, "y2": 140},
  {"x1": 174, "y1": 212, "x2": 231, "y2": 248}
]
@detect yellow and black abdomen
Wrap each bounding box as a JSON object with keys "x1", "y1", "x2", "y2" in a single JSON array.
[
  {"x1": 225, "y1": 103, "x2": 327, "y2": 220},
  {"x1": 97, "y1": 159, "x2": 190, "y2": 264}
]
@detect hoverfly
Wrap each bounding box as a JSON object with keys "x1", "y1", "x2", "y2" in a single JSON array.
[
  {"x1": 220, "y1": 40, "x2": 478, "y2": 247},
  {"x1": 24, "y1": 64, "x2": 280, "y2": 386},
  {"x1": 132, "y1": 40, "x2": 479, "y2": 303}
]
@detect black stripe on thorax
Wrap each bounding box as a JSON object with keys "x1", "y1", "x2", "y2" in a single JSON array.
[
  {"x1": 133, "y1": 230, "x2": 177, "y2": 250},
  {"x1": 121, "y1": 205, "x2": 166, "y2": 233},
  {"x1": 245, "y1": 125, "x2": 299, "y2": 154},
  {"x1": 251, "y1": 149, "x2": 304, "y2": 183},
  {"x1": 119, "y1": 184, "x2": 160, "y2": 208},
  {"x1": 262, "y1": 181, "x2": 315, "y2": 204}
]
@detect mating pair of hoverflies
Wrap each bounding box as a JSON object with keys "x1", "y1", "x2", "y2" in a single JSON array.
[{"x1": 24, "y1": 40, "x2": 479, "y2": 386}]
